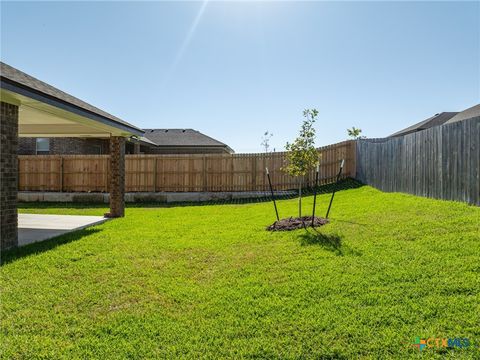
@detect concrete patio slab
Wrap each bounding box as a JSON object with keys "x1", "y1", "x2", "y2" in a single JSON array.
[{"x1": 18, "y1": 214, "x2": 107, "y2": 246}]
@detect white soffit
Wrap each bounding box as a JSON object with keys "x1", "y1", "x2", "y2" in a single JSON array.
[{"x1": 2, "y1": 88, "x2": 132, "y2": 138}]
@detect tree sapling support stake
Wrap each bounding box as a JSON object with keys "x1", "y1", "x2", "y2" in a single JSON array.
[
  {"x1": 311, "y1": 164, "x2": 320, "y2": 226},
  {"x1": 325, "y1": 159, "x2": 344, "y2": 219},
  {"x1": 266, "y1": 167, "x2": 280, "y2": 221}
]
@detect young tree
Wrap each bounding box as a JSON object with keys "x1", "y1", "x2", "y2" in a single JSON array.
[
  {"x1": 347, "y1": 126, "x2": 364, "y2": 139},
  {"x1": 261, "y1": 131, "x2": 273, "y2": 153},
  {"x1": 283, "y1": 109, "x2": 320, "y2": 217}
]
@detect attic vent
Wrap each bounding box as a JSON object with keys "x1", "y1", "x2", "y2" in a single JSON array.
[
  {"x1": 165, "y1": 129, "x2": 168, "y2": 132},
  {"x1": 434, "y1": 113, "x2": 440, "y2": 116},
  {"x1": 182, "y1": 129, "x2": 186, "y2": 133},
  {"x1": 150, "y1": 129, "x2": 154, "y2": 132}
]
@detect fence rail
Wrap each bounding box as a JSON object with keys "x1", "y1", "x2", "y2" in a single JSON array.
[
  {"x1": 18, "y1": 119, "x2": 480, "y2": 204},
  {"x1": 356, "y1": 117, "x2": 480, "y2": 205},
  {"x1": 18, "y1": 141, "x2": 355, "y2": 192}
]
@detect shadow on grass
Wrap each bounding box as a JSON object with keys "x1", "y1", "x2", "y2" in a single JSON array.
[
  {"x1": 1, "y1": 228, "x2": 101, "y2": 266},
  {"x1": 298, "y1": 231, "x2": 361, "y2": 257}
]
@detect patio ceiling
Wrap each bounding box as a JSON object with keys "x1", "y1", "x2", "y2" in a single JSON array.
[{"x1": 1, "y1": 90, "x2": 127, "y2": 137}]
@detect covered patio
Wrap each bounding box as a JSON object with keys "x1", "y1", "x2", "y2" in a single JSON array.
[{"x1": 1, "y1": 62, "x2": 143, "y2": 251}]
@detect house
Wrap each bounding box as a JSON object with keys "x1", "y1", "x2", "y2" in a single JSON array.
[
  {"x1": 443, "y1": 103, "x2": 480, "y2": 124},
  {"x1": 139, "y1": 129, "x2": 234, "y2": 154},
  {"x1": 390, "y1": 103, "x2": 480, "y2": 137},
  {"x1": 390, "y1": 112, "x2": 458, "y2": 137},
  {"x1": 18, "y1": 128, "x2": 234, "y2": 155},
  {"x1": 1, "y1": 61, "x2": 143, "y2": 250}
]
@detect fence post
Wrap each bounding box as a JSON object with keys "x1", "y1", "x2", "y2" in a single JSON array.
[
  {"x1": 263, "y1": 155, "x2": 267, "y2": 191},
  {"x1": 230, "y1": 154, "x2": 234, "y2": 192},
  {"x1": 349, "y1": 140, "x2": 356, "y2": 178},
  {"x1": 203, "y1": 155, "x2": 207, "y2": 191},
  {"x1": 252, "y1": 155, "x2": 257, "y2": 191},
  {"x1": 17, "y1": 140, "x2": 362, "y2": 195},
  {"x1": 60, "y1": 156, "x2": 64, "y2": 192},
  {"x1": 153, "y1": 157, "x2": 157, "y2": 192}
]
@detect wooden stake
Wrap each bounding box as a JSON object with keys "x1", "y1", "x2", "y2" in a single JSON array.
[{"x1": 326, "y1": 159, "x2": 344, "y2": 219}]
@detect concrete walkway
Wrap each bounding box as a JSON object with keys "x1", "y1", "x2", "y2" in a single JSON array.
[{"x1": 18, "y1": 214, "x2": 107, "y2": 246}]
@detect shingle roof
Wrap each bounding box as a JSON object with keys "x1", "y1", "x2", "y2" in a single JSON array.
[
  {"x1": 444, "y1": 104, "x2": 480, "y2": 124},
  {"x1": 135, "y1": 136, "x2": 158, "y2": 146},
  {"x1": 390, "y1": 112, "x2": 458, "y2": 137},
  {"x1": 142, "y1": 129, "x2": 234, "y2": 152},
  {"x1": 0, "y1": 62, "x2": 143, "y2": 134}
]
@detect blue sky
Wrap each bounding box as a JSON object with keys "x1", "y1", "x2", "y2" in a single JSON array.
[{"x1": 1, "y1": 1, "x2": 479, "y2": 152}]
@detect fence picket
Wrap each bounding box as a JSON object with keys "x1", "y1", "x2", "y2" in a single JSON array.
[
  {"x1": 355, "y1": 117, "x2": 479, "y2": 205},
  {"x1": 18, "y1": 141, "x2": 356, "y2": 193}
]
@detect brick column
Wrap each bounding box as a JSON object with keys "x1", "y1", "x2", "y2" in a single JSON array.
[
  {"x1": 1, "y1": 102, "x2": 19, "y2": 250},
  {"x1": 133, "y1": 142, "x2": 140, "y2": 154},
  {"x1": 107, "y1": 136, "x2": 125, "y2": 217}
]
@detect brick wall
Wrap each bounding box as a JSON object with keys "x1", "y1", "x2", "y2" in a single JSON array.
[
  {"x1": 51, "y1": 138, "x2": 109, "y2": 154},
  {"x1": 18, "y1": 137, "x2": 110, "y2": 155},
  {"x1": 18, "y1": 137, "x2": 36, "y2": 155},
  {"x1": 1, "y1": 102, "x2": 18, "y2": 250},
  {"x1": 19, "y1": 138, "x2": 231, "y2": 155},
  {"x1": 108, "y1": 137, "x2": 125, "y2": 217}
]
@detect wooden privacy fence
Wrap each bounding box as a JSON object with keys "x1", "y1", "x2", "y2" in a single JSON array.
[
  {"x1": 356, "y1": 117, "x2": 480, "y2": 205},
  {"x1": 18, "y1": 140, "x2": 355, "y2": 192}
]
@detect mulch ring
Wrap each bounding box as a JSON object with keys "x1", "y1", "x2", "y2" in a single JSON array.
[{"x1": 266, "y1": 216, "x2": 329, "y2": 231}]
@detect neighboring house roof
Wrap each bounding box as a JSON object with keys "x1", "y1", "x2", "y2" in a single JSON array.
[
  {"x1": 142, "y1": 129, "x2": 234, "y2": 153},
  {"x1": 444, "y1": 104, "x2": 480, "y2": 124},
  {"x1": 134, "y1": 136, "x2": 158, "y2": 147},
  {"x1": 390, "y1": 112, "x2": 458, "y2": 137},
  {"x1": 0, "y1": 62, "x2": 143, "y2": 136}
]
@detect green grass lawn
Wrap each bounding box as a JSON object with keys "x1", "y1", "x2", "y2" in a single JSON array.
[{"x1": 2, "y1": 185, "x2": 480, "y2": 359}]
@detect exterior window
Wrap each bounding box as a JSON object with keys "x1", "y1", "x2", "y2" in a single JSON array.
[
  {"x1": 36, "y1": 138, "x2": 50, "y2": 155},
  {"x1": 92, "y1": 145, "x2": 102, "y2": 154}
]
